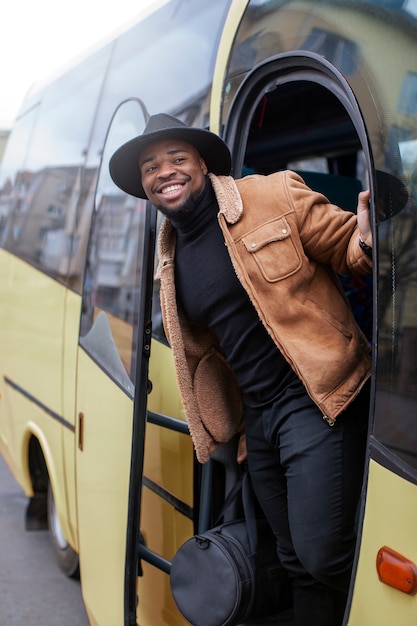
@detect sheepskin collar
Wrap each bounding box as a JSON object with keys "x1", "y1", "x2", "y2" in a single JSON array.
[{"x1": 208, "y1": 173, "x2": 243, "y2": 224}]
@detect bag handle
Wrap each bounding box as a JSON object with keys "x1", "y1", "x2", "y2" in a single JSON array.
[
  {"x1": 214, "y1": 471, "x2": 244, "y2": 524},
  {"x1": 241, "y1": 469, "x2": 258, "y2": 554},
  {"x1": 214, "y1": 463, "x2": 259, "y2": 554}
]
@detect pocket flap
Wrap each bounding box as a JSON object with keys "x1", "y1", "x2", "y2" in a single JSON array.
[{"x1": 242, "y1": 218, "x2": 291, "y2": 252}]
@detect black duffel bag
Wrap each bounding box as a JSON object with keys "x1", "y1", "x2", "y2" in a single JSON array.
[{"x1": 170, "y1": 471, "x2": 292, "y2": 626}]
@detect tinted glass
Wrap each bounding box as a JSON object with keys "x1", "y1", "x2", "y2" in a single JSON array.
[
  {"x1": 86, "y1": 0, "x2": 231, "y2": 175},
  {"x1": 79, "y1": 100, "x2": 148, "y2": 393},
  {"x1": 0, "y1": 106, "x2": 38, "y2": 247},
  {"x1": 0, "y1": 47, "x2": 111, "y2": 290},
  {"x1": 374, "y1": 145, "x2": 417, "y2": 469}
]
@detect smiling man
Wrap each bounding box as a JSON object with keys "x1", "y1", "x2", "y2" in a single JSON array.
[
  {"x1": 109, "y1": 113, "x2": 373, "y2": 626},
  {"x1": 139, "y1": 139, "x2": 208, "y2": 218}
]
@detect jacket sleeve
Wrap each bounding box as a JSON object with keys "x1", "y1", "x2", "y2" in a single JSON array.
[{"x1": 282, "y1": 171, "x2": 373, "y2": 275}]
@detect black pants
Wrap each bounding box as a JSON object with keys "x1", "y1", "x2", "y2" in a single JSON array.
[{"x1": 244, "y1": 379, "x2": 370, "y2": 626}]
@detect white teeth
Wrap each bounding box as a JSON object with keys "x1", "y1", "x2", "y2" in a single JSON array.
[{"x1": 161, "y1": 184, "x2": 182, "y2": 194}]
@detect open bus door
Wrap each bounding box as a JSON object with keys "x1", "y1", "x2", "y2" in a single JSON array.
[{"x1": 74, "y1": 100, "x2": 156, "y2": 626}]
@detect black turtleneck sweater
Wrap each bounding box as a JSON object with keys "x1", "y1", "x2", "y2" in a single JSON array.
[{"x1": 172, "y1": 179, "x2": 296, "y2": 409}]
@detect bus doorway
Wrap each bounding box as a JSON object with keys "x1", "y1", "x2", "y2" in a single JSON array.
[{"x1": 223, "y1": 52, "x2": 376, "y2": 623}]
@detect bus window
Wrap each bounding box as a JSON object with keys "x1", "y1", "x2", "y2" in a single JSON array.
[
  {"x1": 0, "y1": 106, "x2": 39, "y2": 247},
  {"x1": 79, "y1": 99, "x2": 148, "y2": 392},
  {"x1": 0, "y1": 46, "x2": 112, "y2": 287}
]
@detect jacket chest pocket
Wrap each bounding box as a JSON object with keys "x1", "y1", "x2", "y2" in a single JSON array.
[{"x1": 241, "y1": 217, "x2": 301, "y2": 282}]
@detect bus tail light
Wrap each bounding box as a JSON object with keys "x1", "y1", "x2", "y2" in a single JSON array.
[{"x1": 376, "y1": 546, "x2": 417, "y2": 595}]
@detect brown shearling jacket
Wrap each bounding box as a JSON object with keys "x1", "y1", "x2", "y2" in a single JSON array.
[{"x1": 157, "y1": 170, "x2": 372, "y2": 463}]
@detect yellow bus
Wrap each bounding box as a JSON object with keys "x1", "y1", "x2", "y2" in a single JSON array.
[{"x1": 0, "y1": 0, "x2": 416, "y2": 624}]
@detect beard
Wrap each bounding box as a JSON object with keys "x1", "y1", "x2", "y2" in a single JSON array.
[
  {"x1": 154, "y1": 195, "x2": 195, "y2": 220},
  {"x1": 153, "y1": 178, "x2": 208, "y2": 221}
]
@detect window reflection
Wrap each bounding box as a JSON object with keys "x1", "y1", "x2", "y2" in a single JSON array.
[
  {"x1": 0, "y1": 106, "x2": 38, "y2": 247},
  {"x1": 374, "y1": 138, "x2": 417, "y2": 469},
  {"x1": 80, "y1": 100, "x2": 148, "y2": 390},
  {"x1": 0, "y1": 47, "x2": 112, "y2": 291},
  {"x1": 85, "y1": 0, "x2": 230, "y2": 174},
  {"x1": 301, "y1": 28, "x2": 360, "y2": 76},
  {"x1": 397, "y1": 72, "x2": 417, "y2": 116}
]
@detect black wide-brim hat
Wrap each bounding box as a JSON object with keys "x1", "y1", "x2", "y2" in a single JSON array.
[{"x1": 109, "y1": 113, "x2": 232, "y2": 199}]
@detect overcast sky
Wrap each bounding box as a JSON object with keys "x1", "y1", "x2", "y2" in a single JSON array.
[{"x1": 0, "y1": 0, "x2": 164, "y2": 129}]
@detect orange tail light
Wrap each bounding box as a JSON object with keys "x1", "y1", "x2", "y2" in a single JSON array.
[{"x1": 376, "y1": 546, "x2": 417, "y2": 595}]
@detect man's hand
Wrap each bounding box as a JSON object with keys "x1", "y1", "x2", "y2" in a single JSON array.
[{"x1": 357, "y1": 190, "x2": 372, "y2": 246}]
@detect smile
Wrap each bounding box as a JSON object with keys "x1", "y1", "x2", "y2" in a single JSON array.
[{"x1": 161, "y1": 184, "x2": 183, "y2": 195}]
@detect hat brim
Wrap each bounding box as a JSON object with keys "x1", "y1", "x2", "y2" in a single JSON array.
[{"x1": 109, "y1": 126, "x2": 231, "y2": 199}]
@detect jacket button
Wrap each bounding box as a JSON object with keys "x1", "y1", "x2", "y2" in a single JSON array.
[
  {"x1": 251, "y1": 242, "x2": 256, "y2": 248},
  {"x1": 282, "y1": 228, "x2": 287, "y2": 234}
]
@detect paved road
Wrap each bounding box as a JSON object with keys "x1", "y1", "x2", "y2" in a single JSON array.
[
  {"x1": 0, "y1": 454, "x2": 89, "y2": 625},
  {"x1": 0, "y1": 454, "x2": 296, "y2": 626}
]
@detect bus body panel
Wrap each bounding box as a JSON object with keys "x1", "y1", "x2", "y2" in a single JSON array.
[
  {"x1": 0, "y1": 249, "x2": 13, "y2": 465},
  {"x1": 0, "y1": 0, "x2": 416, "y2": 623},
  {"x1": 75, "y1": 349, "x2": 133, "y2": 626},
  {"x1": 62, "y1": 288, "x2": 84, "y2": 548},
  {"x1": 0, "y1": 251, "x2": 77, "y2": 546},
  {"x1": 350, "y1": 460, "x2": 417, "y2": 624}
]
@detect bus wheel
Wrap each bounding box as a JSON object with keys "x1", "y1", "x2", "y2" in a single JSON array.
[{"x1": 47, "y1": 482, "x2": 80, "y2": 578}]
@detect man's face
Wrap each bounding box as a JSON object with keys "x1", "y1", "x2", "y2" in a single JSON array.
[{"x1": 139, "y1": 139, "x2": 208, "y2": 217}]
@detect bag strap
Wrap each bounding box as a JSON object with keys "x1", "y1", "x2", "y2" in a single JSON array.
[
  {"x1": 241, "y1": 469, "x2": 259, "y2": 554},
  {"x1": 215, "y1": 463, "x2": 259, "y2": 555},
  {"x1": 215, "y1": 471, "x2": 244, "y2": 524}
]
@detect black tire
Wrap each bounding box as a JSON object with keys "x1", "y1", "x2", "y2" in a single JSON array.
[{"x1": 47, "y1": 481, "x2": 80, "y2": 578}]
